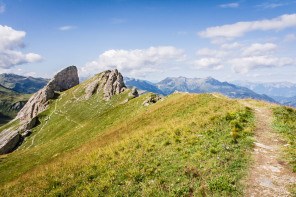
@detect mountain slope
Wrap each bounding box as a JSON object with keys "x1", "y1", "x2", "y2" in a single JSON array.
[
  {"x1": 0, "y1": 73, "x2": 49, "y2": 94},
  {"x1": 0, "y1": 71, "x2": 256, "y2": 196},
  {"x1": 232, "y1": 81, "x2": 296, "y2": 107},
  {"x1": 156, "y1": 77, "x2": 276, "y2": 103},
  {"x1": 233, "y1": 81, "x2": 296, "y2": 98},
  {"x1": 0, "y1": 85, "x2": 31, "y2": 126},
  {"x1": 124, "y1": 77, "x2": 164, "y2": 95}
]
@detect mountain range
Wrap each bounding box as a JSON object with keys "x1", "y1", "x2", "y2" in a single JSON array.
[
  {"x1": 0, "y1": 73, "x2": 49, "y2": 94},
  {"x1": 233, "y1": 81, "x2": 296, "y2": 107},
  {"x1": 125, "y1": 76, "x2": 277, "y2": 103}
]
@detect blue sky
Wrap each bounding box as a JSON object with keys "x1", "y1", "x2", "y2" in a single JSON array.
[{"x1": 0, "y1": 0, "x2": 296, "y2": 83}]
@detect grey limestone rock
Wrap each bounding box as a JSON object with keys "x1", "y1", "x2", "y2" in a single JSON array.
[
  {"x1": 84, "y1": 69, "x2": 126, "y2": 101},
  {"x1": 16, "y1": 66, "x2": 79, "y2": 122},
  {"x1": 142, "y1": 94, "x2": 161, "y2": 106},
  {"x1": 103, "y1": 69, "x2": 126, "y2": 101},
  {"x1": 129, "y1": 87, "x2": 139, "y2": 98},
  {"x1": 0, "y1": 129, "x2": 20, "y2": 155}
]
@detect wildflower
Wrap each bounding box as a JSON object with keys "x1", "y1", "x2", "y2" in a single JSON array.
[{"x1": 217, "y1": 156, "x2": 220, "y2": 159}]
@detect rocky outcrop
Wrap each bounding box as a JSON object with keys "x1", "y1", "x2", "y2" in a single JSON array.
[
  {"x1": 85, "y1": 69, "x2": 126, "y2": 101},
  {"x1": 16, "y1": 66, "x2": 79, "y2": 123},
  {"x1": 0, "y1": 129, "x2": 20, "y2": 155},
  {"x1": 103, "y1": 69, "x2": 126, "y2": 101},
  {"x1": 0, "y1": 66, "x2": 79, "y2": 155},
  {"x1": 142, "y1": 94, "x2": 161, "y2": 106},
  {"x1": 129, "y1": 88, "x2": 139, "y2": 98}
]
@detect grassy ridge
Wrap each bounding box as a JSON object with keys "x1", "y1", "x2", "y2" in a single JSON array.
[
  {"x1": 0, "y1": 76, "x2": 154, "y2": 184},
  {"x1": 272, "y1": 106, "x2": 296, "y2": 194},
  {"x1": 1, "y1": 92, "x2": 255, "y2": 196}
]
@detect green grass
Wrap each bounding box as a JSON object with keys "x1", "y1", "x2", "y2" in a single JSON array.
[
  {"x1": 272, "y1": 106, "x2": 296, "y2": 195},
  {"x1": 0, "y1": 86, "x2": 255, "y2": 196},
  {"x1": 0, "y1": 85, "x2": 31, "y2": 126}
]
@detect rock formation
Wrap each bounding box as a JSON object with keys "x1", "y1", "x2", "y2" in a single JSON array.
[
  {"x1": 103, "y1": 69, "x2": 126, "y2": 101},
  {"x1": 0, "y1": 129, "x2": 20, "y2": 155},
  {"x1": 85, "y1": 69, "x2": 127, "y2": 101},
  {"x1": 142, "y1": 94, "x2": 161, "y2": 106},
  {"x1": 0, "y1": 66, "x2": 79, "y2": 155},
  {"x1": 16, "y1": 66, "x2": 79, "y2": 122},
  {"x1": 129, "y1": 87, "x2": 139, "y2": 98}
]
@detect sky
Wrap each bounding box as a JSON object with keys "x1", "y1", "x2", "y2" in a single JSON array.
[{"x1": 0, "y1": 0, "x2": 296, "y2": 83}]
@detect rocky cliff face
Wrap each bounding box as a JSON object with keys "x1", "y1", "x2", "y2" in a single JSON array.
[
  {"x1": 85, "y1": 69, "x2": 127, "y2": 101},
  {"x1": 16, "y1": 66, "x2": 79, "y2": 122},
  {"x1": 0, "y1": 66, "x2": 79, "y2": 155}
]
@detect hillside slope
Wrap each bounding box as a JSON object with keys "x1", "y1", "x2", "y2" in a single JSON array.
[
  {"x1": 0, "y1": 71, "x2": 256, "y2": 196},
  {"x1": 0, "y1": 85, "x2": 31, "y2": 126}
]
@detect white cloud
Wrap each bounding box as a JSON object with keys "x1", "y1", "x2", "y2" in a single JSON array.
[
  {"x1": 0, "y1": 4, "x2": 5, "y2": 13},
  {"x1": 191, "y1": 58, "x2": 224, "y2": 70},
  {"x1": 257, "y1": 2, "x2": 285, "y2": 9},
  {"x1": 220, "y1": 3, "x2": 239, "y2": 8},
  {"x1": 221, "y1": 42, "x2": 242, "y2": 49},
  {"x1": 198, "y1": 13, "x2": 296, "y2": 39},
  {"x1": 242, "y1": 43, "x2": 277, "y2": 56},
  {"x1": 0, "y1": 25, "x2": 43, "y2": 69},
  {"x1": 0, "y1": 68, "x2": 36, "y2": 76},
  {"x1": 59, "y1": 26, "x2": 76, "y2": 31},
  {"x1": 82, "y1": 46, "x2": 186, "y2": 77},
  {"x1": 196, "y1": 48, "x2": 228, "y2": 58},
  {"x1": 192, "y1": 42, "x2": 294, "y2": 73},
  {"x1": 284, "y1": 33, "x2": 296, "y2": 42},
  {"x1": 230, "y1": 56, "x2": 294, "y2": 74}
]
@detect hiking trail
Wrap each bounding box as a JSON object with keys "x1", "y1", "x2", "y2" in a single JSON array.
[{"x1": 244, "y1": 103, "x2": 296, "y2": 197}]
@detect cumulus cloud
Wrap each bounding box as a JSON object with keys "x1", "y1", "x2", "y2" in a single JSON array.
[
  {"x1": 191, "y1": 58, "x2": 224, "y2": 70},
  {"x1": 219, "y1": 3, "x2": 239, "y2": 8},
  {"x1": 284, "y1": 33, "x2": 296, "y2": 42},
  {"x1": 192, "y1": 42, "x2": 294, "y2": 73},
  {"x1": 0, "y1": 4, "x2": 5, "y2": 13},
  {"x1": 221, "y1": 42, "x2": 242, "y2": 49},
  {"x1": 198, "y1": 13, "x2": 296, "y2": 39},
  {"x1": 230, "y1": 56, "x2": 294, "y2": 74},
  {"x1": 242, "y1": 43, "x2": 277, "y2": 56},
  {"x1": 0, "y1": 25, "x2": 43, "y2": 69},
  {"x1": 196, "y1": 48, "x2": 228, "y2": 58},
  {"x1": 82, "y1": 46, "x2": 186, "y2": 77},
  {"x1": 59, "y1": 26, "x2": 76, "y2": 31}
]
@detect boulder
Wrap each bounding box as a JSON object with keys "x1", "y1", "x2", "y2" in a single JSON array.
[
  {"x1": 143, "y1": 94, "x2": 161, "y2": 106},
  {"x1": 129, "y1": 87, "x2": 139, "y2": 98}
]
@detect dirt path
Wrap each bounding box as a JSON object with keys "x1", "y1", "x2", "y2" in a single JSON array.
[{"x1": 245, "y1": 104, "x2": 296, "y2": 196}]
